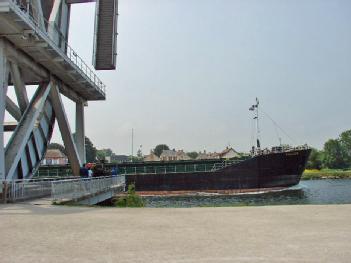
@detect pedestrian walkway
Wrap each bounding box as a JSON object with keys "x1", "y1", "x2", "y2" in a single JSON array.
[{"x1": 0, "y1": 203, "x2": 350, "y2": 262}]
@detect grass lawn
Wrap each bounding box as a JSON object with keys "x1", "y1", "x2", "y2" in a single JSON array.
[{"x1": 302, "y1": 169, "x2": 351, "y2": 180}]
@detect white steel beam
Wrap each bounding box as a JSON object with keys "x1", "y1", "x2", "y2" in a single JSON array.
[
  {"x1": 59, "y1": 0, "x2": 70, "y2": 49},
  {"x1": 3, "y1": 39, "x2": 49, "y2": 80},
  {"x1": 48, "y1": 0, "x2": 62, "y2": 23},
  {"x1": 31, "y1": 0, "x2": 46, "y2": 31},
  {"x1": 9, "y1": 62, "x2": 29, "y2": 113},
  {"x1": 75, "y1": 101, "x2": 86, "y2": 164},
  {"x1": 48, "y1": 0, "x2": 62, "y2": 43},
  {"x1": 5, "y1": 83, "x2": 52, "y2": 181},
  {"x1": 5, "y1": 96, "x2": 21, "y2": 121},
  {"x1": 0, "y1": 38, "x2": 9, "y2": 184},
  {"x1": 49, "y1": 83, "x2": 81, "y2": 176}
]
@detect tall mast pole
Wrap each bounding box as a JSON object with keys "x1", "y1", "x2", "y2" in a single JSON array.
[
  {"x1": 131, "y1": 128, "x2": 134, "y2": 161},
  {"x1": 255, "y1": 98, "x2": 260, "y2": 149}
]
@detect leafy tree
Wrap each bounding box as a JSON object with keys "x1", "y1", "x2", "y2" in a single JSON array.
[
  {"x1": 48, "y1": 143, "x2": 66, "y2": 155},
  {"x1": 136, "y1": 148, "x2": 143, "y2": 159},
  {"x1": 97, "y1": 148, "x2": 115, "y2": 161},
  {"x1": 72, "y1": 133, "x2": 97, "y2": 163},
  {"x1": 340, "y1": 129, "x2": 351, "y2": 165},
  {"x1": 153, "y1": 144, "x2": 170, "y2": 157},
  {"x1": 323, "y1": 139, "x2": 349, "y2": 169},
  {"x1": 306, "y1": 148, "x2": 323, "y2": 170},
  {"x1": 85, "y1": 137, "x2": 97, "y2": 163},
  {"x1": 187, "y1": 151, "x2": 199, "y2": 159}
]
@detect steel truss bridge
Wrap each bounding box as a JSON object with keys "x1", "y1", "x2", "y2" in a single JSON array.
[{"x1": 0, "y1": 0, "x2": 118, "y2": 202}]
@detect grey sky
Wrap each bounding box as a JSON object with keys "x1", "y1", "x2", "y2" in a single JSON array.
[{"x1": 53, "y1": 0, "x2": 351, "y2": 155}]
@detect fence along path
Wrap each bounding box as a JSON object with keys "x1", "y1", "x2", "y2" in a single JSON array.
[{"x1": 4, "y1": 176, "x2": 125, "y2": 203}]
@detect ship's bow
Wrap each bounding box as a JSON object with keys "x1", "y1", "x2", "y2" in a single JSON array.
[{"x1": 258, "y1": 148, "x2": 311, "y2": 188}]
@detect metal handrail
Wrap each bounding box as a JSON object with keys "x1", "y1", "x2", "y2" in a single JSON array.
[
  {"x1": 51, "y1": 175, "x2": 125, "y2": 202},
  {"x1": 5, "y1": 176, "x2": 124, "y2": 202},
  {"x1": 8, "y1": 0, "x2": 106, "y2": 96},
  {"x1": 6, "y1": 179, "x2": 55, "y2": 201}
]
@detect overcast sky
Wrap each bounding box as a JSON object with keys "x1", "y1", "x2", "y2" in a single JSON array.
[{"x1": 51, "y1": 0, "x2": 351, "y2": 155}]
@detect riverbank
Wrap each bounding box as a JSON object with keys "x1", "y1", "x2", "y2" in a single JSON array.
[
  {"x1": 1, "y1": 203, "x2": 350, "y2": 262},
  {"x1": 302, "y1": 169, "x2": 351, "y2": 180}
]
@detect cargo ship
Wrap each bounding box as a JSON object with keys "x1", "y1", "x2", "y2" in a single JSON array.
[
  {"x1": 124, "y1": 99, "x2": 311, "y2": 193},
  {"x1": 124, "y1": 146, "x2": 310, "y2": 192}
]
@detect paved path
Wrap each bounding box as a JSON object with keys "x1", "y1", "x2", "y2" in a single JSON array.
[{"x1": 0, "y1": 203, "x2": 350, "y2": 262}]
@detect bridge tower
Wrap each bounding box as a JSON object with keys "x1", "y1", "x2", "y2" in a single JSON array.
[{"x1": 0, "y1": 0, "x2": 118, "y2": 191}]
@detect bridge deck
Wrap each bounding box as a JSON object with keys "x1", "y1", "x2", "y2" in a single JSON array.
[
  {"x1": 4, "y1": 176, "x2": 125, "y2": 204},
  {"x1": 0, "y1": 0, "x2": 106, "y2": 101}
]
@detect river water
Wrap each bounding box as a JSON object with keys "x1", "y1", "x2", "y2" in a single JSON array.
[{"x1": 142, "y1": 179, "x2": 351, "y2": 208}]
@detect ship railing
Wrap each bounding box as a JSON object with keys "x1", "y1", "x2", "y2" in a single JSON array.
[
  {"x1": 120, "y1": 161, "x2": 239, "y2": 175},
  {"x1": 33, "y1": 159, "x2": 242, "y2": 178},
  {"x1": 252, "y1": 144, "x2": 310, "y2": 156},
  {"x1": 211, "y1": 163, "x2": 224, "y2": 171},
  {"x1": 8, "y1": 0, "x2": 106, "y2": 96},
  {"x1": 34, "y1": 167, "x2": 74, "y2": 178},
  {"x1": 211, "y1": 160, "x2": 237, "y2": 171}
]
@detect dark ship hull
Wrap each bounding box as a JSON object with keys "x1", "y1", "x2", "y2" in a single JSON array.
[{"x1": 126, "y1": 148, "x2": 311, "y2": 192}]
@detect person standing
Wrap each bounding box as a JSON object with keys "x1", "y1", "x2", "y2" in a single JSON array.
[{"x1": 111, "y1": 167, "x2": 118, "y2": 177}]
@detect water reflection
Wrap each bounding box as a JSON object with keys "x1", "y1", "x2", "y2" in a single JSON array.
[{"x1": 143, "y1": 179, "x2": 351, "y2": 208}]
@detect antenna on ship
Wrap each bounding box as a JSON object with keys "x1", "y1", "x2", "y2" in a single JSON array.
[{"x1": 249, "y1": 98, "x2": 261, "y2": 150}]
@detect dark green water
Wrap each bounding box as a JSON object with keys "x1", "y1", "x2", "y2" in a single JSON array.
[{"x1": 142, "y1": 179, "x2": 351, "y2": 208}]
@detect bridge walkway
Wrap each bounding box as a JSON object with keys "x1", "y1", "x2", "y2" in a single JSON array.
[{"x1": 2, "y1": 175, "x2": 125, "y2": 205}]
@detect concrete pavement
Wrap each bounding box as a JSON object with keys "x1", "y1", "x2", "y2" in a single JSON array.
[{"x1": 0, "y1": 203, "x2": 350, "y2": 262}]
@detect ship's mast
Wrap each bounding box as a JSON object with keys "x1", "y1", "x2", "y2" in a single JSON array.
[{"x1": 249, "y1": 98, "x2": 261, "y2": 150}]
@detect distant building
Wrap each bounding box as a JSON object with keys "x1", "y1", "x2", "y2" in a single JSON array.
[
  {"x1": 196, "y1": 147, "x2": 240, "y2": 160},
  {"x1": 160, "y1": 149, "x2": 192, "y2": 161},
  {"x1": 218, "y1": 147, "x2": 240, "y2": 159},
  {"x1": 144, "y1": 151, "x2": 160, "y2": 162},
  {"x1": 42, "y1": 149, "x2": 68, "y2": 165},
  {"x1": 112, "y1": 155, "x2": 130, "y2": 163},
  {"x1": 160, "y1": 150, "x2": 177, "y2": 161},
  {"x1": 196, "y1": 150, "x2": 218, "y2": 160},
  {"x1": 176, "y1": 150, "x2": 191, "y2": 161}
]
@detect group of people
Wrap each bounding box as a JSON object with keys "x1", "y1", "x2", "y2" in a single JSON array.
[
  {"x1": 79, "y1": 163, "x2": 94, "y2": 178},
  {"x1": 79, "y1": 163, "x2": 119, "y2": 178}
]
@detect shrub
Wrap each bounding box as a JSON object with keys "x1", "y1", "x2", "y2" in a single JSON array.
[{"x1": 115, "y1": 184, "x2": 144, "y2": 207}]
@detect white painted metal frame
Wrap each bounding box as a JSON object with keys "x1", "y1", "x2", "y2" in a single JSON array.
[
  {"x1": 0, "y1": 0, "x2": 114, "y2": 197},
  {"x1": 0, "y1": 39, "x2": 9, "y2": 183},
  {"x1": 1, "y1": 0, "x2": 106, "y2": 99},
  {"x1": 0, "y1": 38, "x2": 84, "y2": 183}
]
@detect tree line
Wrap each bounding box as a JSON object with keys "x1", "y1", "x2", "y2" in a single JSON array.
[
  {"x1": 47, "y1": 130, "x2": 351, "y2": 170},
  {"x1": 307, "y1": 129, "x2": 351, "y2": 170},
  {"x1": 48, "y1": 134, "x2": 99, "y2": 163},
  {"x1": 48, "y1": 141, "x2": 201, "y2": 164}
]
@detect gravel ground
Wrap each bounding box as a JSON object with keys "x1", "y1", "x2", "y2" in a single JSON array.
[{"x1": 0, "y1": 203, "x2": 350, "y2": 263}]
